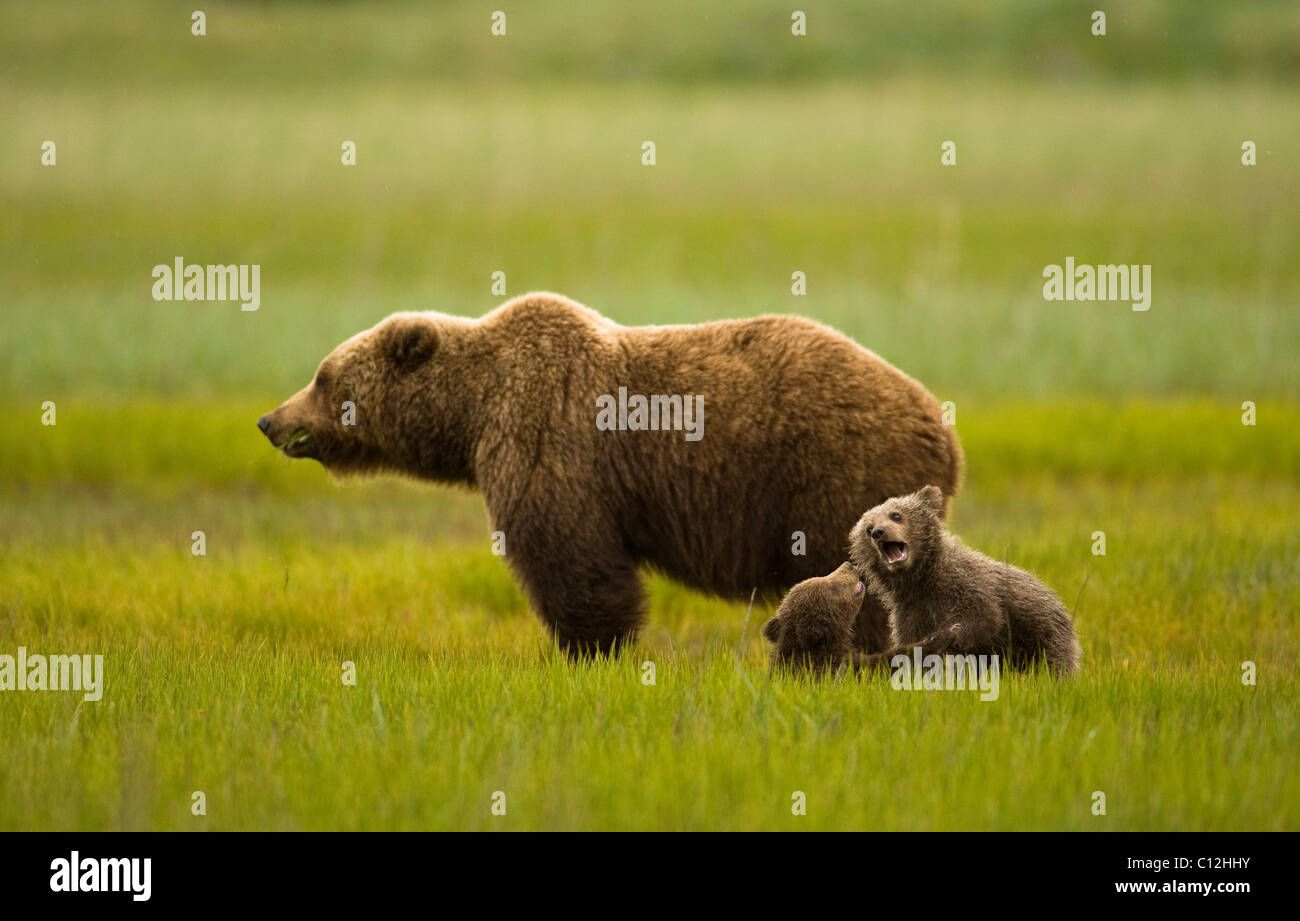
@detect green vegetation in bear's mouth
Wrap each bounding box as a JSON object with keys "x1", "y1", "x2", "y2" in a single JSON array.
[{"x1": 283, "y1": 428, "x2": 313, "y2": 452}]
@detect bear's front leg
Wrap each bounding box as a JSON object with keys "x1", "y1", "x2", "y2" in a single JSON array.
[
  {"x1": 852, "y1": 623, "x2": 966, "y2": 672},
  {"x1": 853, "y1": 613, "x2": 1007, "y2": 672},
  {"x1": 505, "y1": 537, "x2": 648, "y2": 659}
]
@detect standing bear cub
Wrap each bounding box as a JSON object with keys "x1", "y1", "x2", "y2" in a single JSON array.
[
  {"x1": 257, "y1": 293, "x2": 962, "y2": 657},
  {"x1": 848, "y1": 486, "x2": 1082, "y2": 675},
  {"x1": 762, "y1": 563, "x2": 864, "y2": 674}
]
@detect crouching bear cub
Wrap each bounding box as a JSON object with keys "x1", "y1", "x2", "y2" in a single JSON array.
[
  {"x1": 848, "y1": 486, "x2": 1081, "y2": 675},
  {"x1": 761, "y1": 563, "x2": 864, "y2": 673}
]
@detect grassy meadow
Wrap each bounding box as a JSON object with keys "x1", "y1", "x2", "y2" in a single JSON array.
[{"x1": 1, "y1": 1, "x2": 1297, "y2": 830}]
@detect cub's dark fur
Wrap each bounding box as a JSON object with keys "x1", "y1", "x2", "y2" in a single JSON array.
[
  {"x1": 848, "y1": 486, "x2": 1081, "y2": 674},
  {"x1": 762, "y1": 563, "x2": 864, "y2": 673}
]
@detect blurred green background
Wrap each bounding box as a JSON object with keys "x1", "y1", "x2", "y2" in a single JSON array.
[
  {"x1": 3, "y1": 0, "x2": 1298, "y2": 400},
  {"x1": 1, "y1": 2, "x2": 1297, "y2": 830}
]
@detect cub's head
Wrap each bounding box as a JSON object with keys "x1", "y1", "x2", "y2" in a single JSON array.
[
  {"x1": 762, "y1": 562, "x2": 864, "y2": 672},
  {"x1": 256, "y1": 312, "x2": 478, "y2": 481},
  {"x1": 849, "y1": 485, "x2": 945, "y2": 577}
]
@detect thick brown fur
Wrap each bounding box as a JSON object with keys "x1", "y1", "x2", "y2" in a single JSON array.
[
  {"x1": 848, "y1": 486, "x2": 1082, "y2": 675},
  {"x1": 762, "y1": 563, "x2": 864, "y2": 673},
  {"x1": 258, "y1": 293, "x2": 962, "y2": 657}
]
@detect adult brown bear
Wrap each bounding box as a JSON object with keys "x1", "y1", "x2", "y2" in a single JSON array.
[{"x1": 257, "y1": 293, "x2": 962, "y2": 657}]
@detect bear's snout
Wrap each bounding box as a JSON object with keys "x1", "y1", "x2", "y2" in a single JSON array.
[
  {"x1": 257, "y1": 409, "x2": 289, "y2": 445},
  {"x1": 256, "y1": 398, "x2": 318, "y2": 458}
]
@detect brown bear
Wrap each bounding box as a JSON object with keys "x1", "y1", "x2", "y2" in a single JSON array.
[
  {"x1": 848, "y1": 486, "x2": 1082, "y2": 675},
  {"x1": 762, "y1": 562, "x2": 864, "y2": 673},
  {"x1": 257, "y1": 292, "x2": 962, "y2": 657}
]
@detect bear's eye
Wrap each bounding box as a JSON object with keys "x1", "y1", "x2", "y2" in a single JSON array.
[{"x1": 889, "y1": 512, "x2": 902, "y2": 522}]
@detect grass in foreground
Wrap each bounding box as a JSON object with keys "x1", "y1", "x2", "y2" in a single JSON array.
[{"x1": 1, "y1": 402, "x2": 1296, "y2": 830}]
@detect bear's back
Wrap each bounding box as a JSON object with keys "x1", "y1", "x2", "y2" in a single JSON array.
[
  {"x1": 477, "y1": 295, "x2": 960, "y2": 603},
  {"x1": 930, "y1": 542, "x2": 1079, "y2": 673},
  {"x1": 992, "y1": 561, "x2": 1080, "y2": 672},
  {"x1": 607, "y1": 315, "x2": 957, "y2": 597}
]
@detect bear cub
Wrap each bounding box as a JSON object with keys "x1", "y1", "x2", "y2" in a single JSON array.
[
  {"x1": 848, "y1": 486, "x2": 1081, "y2": 675},
  {"x1": 762, "y1": 562, "x2": 865, "y2": 673}
]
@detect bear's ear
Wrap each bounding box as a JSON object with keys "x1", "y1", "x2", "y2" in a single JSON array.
[
  {"x1": 761, "y1": 616, "x2": 782, "y2": 643},
  {"x1": 385, "y1": 321, "x2": 438, "y2": 370},
  {"x1": 917, "y1": 484, "x2": 945, "y2": 514}
]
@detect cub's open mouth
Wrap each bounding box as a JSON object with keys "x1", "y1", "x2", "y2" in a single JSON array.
[
  {"x1": 879, "y1": 541, "x2": 908, "y2": 566},
  {"x1": 280, "y1": 428, "x2": 313, "y2": 456}
]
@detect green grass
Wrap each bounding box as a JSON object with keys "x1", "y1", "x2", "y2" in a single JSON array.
[
  {"x1": 3, "y1": 643, "x2": 1294, "y2": 831},
  {"x1": 1, "y1": 403, "x2": 1296, "y2": 830},
  {"x1": 1, "y1": 0, "x2": 1297, "y2": 830}
]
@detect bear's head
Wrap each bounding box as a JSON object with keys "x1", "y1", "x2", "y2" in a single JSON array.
[
  {"x1": 257, "y1": 312, "x2": 479, "y2": 481},
  {"x1": 761, "y1": 562, "x2": 864, "y2": 672},
  {"x1": 848, "y1": 485, "x2": 945, "y2": 578}
]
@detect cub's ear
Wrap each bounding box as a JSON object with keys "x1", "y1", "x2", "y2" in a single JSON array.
[
  {"x1": 761, "y1": 616, "x2": 782, "y2": 643},
  {"x1": 917, "y1": 484, "x2": 945, "y2": 514},
  {"x1": 385, "y1": 321, "x2": 438, "y2": 370}
]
